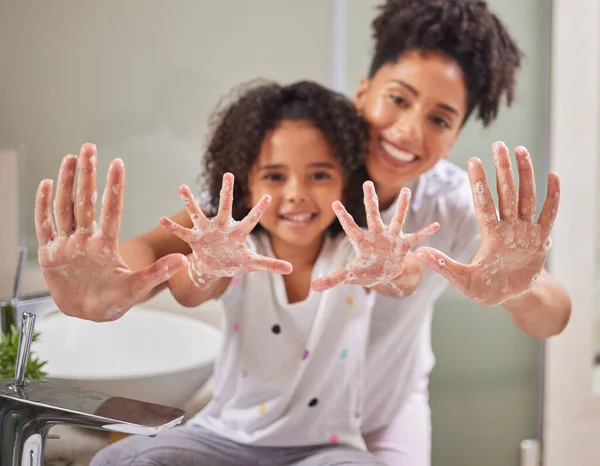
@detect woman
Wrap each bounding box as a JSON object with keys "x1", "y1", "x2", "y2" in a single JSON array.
[{"x1": 35, "y1": 1, "x2": 571, "y2": 464}]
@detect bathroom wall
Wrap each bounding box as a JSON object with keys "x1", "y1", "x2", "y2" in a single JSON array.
[{"x1": 0, "y1": 149, "x2": 19, "y2": 299}]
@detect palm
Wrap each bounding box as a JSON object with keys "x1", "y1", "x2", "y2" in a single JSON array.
[
  {"x1": 161, "y1": 174, "x2": 292, "y2": 278},
  {"x1": 312, "y1": 182, "x2": 438, "y2": 291},
  {"x1": 415, "y1": 142, "x2": 559, "y2": 307},
  {"x1": 35, "y1": 144, "x2": 188, "y2": 322}
]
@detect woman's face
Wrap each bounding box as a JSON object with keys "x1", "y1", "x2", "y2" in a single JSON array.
[{"x1": 354, "y1": 49, "x2": 468, "y2": 206}]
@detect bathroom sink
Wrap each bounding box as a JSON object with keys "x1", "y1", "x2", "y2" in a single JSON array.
[{"x1": 31, "y1": 306, "x2": 222, "y2": 409}]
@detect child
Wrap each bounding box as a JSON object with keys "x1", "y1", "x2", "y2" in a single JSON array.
[{"x1": 90, "y1": 80, "x2": 438, "y2": 465}]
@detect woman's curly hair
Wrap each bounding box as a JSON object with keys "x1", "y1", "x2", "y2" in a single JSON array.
[
  {"x1": 369, "y1": 0, "x2": 524, "y2": 126},
  {"x1": 201, "y1": 79, "x2": 370, "y2": 235}
]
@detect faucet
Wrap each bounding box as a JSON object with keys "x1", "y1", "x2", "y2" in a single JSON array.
[{"x1": 0, "y1": 312, "x2": 186, "y2": 465}]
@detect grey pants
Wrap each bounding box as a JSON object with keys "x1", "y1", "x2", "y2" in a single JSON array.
[{"x1": 90, "y1": 424, "x2": 385, "y2": 466}]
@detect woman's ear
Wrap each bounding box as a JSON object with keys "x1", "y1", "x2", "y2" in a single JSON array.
[{"x1": 354, "y1": 77, "x2": 370, "y2": 112}]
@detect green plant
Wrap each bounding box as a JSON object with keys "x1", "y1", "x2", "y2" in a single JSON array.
[{"x1": 0, "y1": 324, "x2": 48, "y2": 379}]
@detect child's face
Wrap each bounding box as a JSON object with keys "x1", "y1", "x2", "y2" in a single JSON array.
[
  {"x1": 354, "y1": 49, "x2": 467, "y2": 201},
  {"x1": 248, "y1": 120, "x2": 344, "y2": 248}
]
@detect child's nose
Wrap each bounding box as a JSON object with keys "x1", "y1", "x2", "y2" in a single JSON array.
[{"x1": 285, "y1": 178, "x2": 308, "y2": 203}]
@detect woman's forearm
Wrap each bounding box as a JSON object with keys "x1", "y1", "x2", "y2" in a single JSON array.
[{"x1": 502, "y1": 269, "x2": 571, "y2": 339}]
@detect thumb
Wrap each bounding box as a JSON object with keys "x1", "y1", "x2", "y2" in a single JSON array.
[
  {"x1": 129, "y1": 253, "x2": 189, "y2": 298},
  {"x1": 414, "y1": 246, "x2": 470, "y2": 293}
]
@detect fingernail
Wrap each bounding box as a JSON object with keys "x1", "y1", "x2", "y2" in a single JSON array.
[
  {"x1": 515, "y1": 146, "x2": 529, "y2": 158},
  {"x1": 468, "y1": 157, "x2": 479, "y2": 168}
]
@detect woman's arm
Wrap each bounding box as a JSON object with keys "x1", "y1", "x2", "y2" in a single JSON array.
[
  {"x1": 119, "y1": 209, "x2": 194, "y2": 301},
  {"x1": 414, "y1": 142, "x2": 571, "y2": 338},
  {"x1": 501, "y1": 269, "x2": 571, "y2": 338}
]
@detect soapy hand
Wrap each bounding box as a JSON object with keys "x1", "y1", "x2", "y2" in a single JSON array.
[
  {"x1": 311, "y1": 181, "x2": 439, "y2": 292},
  {"x1": 160, "y1": 173, "x2": 293, "y2": 285},
  {"x1": 35, "y1": 143, "x2": 188, "y2": 322},
  {"x1": 415, "y1": 141, "x2": 560, "y2": 307}
]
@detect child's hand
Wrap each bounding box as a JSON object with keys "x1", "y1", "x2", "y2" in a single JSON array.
[
  {"x1": 161, "y1": 173, "x2": 292, "y2": 283},
  {"x1": 414, "y1": 142, "x2": 560, "y2": 307},
  {"x1": 35, "y1": 143, "x2": 188, "y2": 322},
  {"x1": 311, "y1": 181, "x2": 439, "y2": 292}
]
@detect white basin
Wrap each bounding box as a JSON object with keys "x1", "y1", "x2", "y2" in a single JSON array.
[{"x1": 31, "y1": 306, "x2": 222, "y2": 409}]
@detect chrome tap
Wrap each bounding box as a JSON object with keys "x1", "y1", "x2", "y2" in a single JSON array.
[{"x1": 0, "y1": 312, "x2": 185, "y2": 465}]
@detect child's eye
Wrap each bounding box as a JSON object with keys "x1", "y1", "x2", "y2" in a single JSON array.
[
  {"x1": 311, "y1": 172, "x2": 332, "y2": 181},
  {"x1": 263, "y1": 173, "x2": 284, "y2": 182}
]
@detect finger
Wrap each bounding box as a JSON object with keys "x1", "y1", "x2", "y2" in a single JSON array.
[
  {"x1": 388, "y1": 188, "x2": 411, "y2": 235},
  {"x1": 75, "y1": 143, "x2": 99, "y2": 232},
  {"x1": 179, "y1": 185, "x2": 209, "y2": 229},
  {"x1": 239, "y1": 195, "x2": 271, "y2": 234},
  {"x1": 311, "y1": 268, "x2": 349, "y2": 292},
  {"x1": 467, "y1": 157, "x2": 499, "y2": 229},
  {"x1": 249, "y1": 253, "x2": 293, "y2": 275},
  {"x1": 160, "y1": 216, "x2": 195, "y2": 243},
  {"x1": 332, "y1": 201, "x2": 364, "y2": 242},
  {"x1": 54, "y1": 154, "x2": 77, "y2": 236},
  {"x1": 363, "y1": 181, "x2": 385, "y2": 232},
  {"x1": 129, "y1": 253, "x2": 189, "y2": 298},
  {"x1": 414, "y1": 246, "x2": 470, "y2": 294},
  {"x1": 35, "y1": 180, "x2": 56, "y2": 245},
  {"x1": 515, "y1": 146, "x2": 536, "y2": 222},
  {"x1": 407, "y1": 222, "x2": 440, "y2": 246},
  {"x1": 537, "y1": 172, "x2": 560, "y2": 239},
  {"x1": 215, "y1": 172, "x2": 235, "y2": 226},
  {"x1": 492, "y1": 141, "x2": 518, "y2": 222},
  {"x1": 99, "y1": 159, "x2": 126, "y2": 243}
]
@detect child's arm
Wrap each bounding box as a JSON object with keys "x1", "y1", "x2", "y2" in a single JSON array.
[
  {"x1": 165, "y1": 254, "x2": 231, "y2": 306},
  {"x1": 312, "y1": 182, "x2": 438, "y2": 299},
  {"x1": 161, "y1": 173, "x2": 293, "y2": 308}
]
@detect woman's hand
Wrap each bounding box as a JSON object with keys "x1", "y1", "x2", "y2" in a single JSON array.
[
  {"x1": 415, "y1": 141, "x2": 559, "y2": 307},
  {"x1": 35, "y1": 143, "x2": 188, "y2": 322}
]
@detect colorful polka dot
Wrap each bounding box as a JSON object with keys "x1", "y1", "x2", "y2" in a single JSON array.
[
  {"x1": 271, "y1": 324, "x2": 281, "y2": 334},
  {"x1": 346, "y1": 296, "x2": 354, "y2": 306},
  {"x1": 308, "y1": 398, "x2": 319, "y2": 407},
  {"x1": 329, "y1": 433, "x2": 339, "y2": 444},
  {"x1": 340, "y1": 349, "x2": 348, "y2": 360},
  {"x1": 231, "y1": 277, "x2": 241, "y2": 286},
  {"x1": 233, "y1": 323, "x2": 240, "y2": 332},
  {"x1": 302, "y1": 349, "x2": 310, "y2": 360},
  {"x1": 258, "y1": 403, "x2": 267, "y2": 414}
]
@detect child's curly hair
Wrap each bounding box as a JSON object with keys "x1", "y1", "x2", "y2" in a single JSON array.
[
  {"x1": 369, "y1": 0, "x2": 524, "y2": 126},
  {"x1": 202, "y1": 79, "x2": 370, "y2": 235}
]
